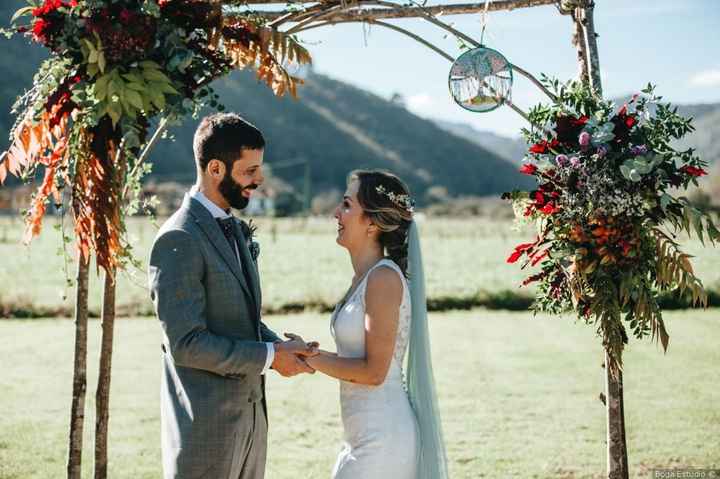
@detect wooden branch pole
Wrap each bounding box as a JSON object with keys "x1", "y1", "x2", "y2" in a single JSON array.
[
  {"x1": 573, "y1": 2, "x2": 629, "y2": 478},
  {"x1": 581, "y1": 2, "x2": 602, "y2": 93},
  {"x1": 67, "y1": 252, "x2": 89, "y2": 479},
  {"x1": 94, "y1": 266, "x2": 116, "y2": 479},
  {"x1": 572, "y1": 7, "x2": 589, "y2": 83},
  {"x1": 95, "y1": 144, "x2": 126, "y2": 479},
  {"x1": 239, "y1": 0, "x2": 557, "y2": 12}
]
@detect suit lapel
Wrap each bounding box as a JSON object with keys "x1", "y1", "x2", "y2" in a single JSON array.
[
  {"x1": 184, "y1": 195, "x2": 255, "y2": 304},
  {"x1": 234, "y1": 221, "x2": 262, "y2": 318}
]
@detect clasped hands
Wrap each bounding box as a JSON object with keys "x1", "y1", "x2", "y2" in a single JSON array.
[{"x1": 271, "y1": 333, "x2": 320, "y2": 377}]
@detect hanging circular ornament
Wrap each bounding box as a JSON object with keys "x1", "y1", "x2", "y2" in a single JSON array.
[{"x1": 448, "y1": 46, "x2": 513, "y2": 113}]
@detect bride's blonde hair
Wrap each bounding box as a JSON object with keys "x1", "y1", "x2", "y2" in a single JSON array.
[{"x1": 348, "y1": 169, "x2": 413, "y2": 277}]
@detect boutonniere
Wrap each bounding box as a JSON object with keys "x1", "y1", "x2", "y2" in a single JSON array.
[{"x1": 238, "y1": 219, "x2": 260, "y2": 262}]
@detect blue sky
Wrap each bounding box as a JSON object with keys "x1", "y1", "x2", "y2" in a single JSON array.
[{"x1": 294, "y1": 0, "x2": 720, "y2": 137}]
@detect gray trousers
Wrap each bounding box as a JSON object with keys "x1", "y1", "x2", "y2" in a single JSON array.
[
  {"x1": 229, "y1": 403, "x2": 267, "y2": 479},
  {"x1": 175, "y1": 402, "x2": 267, "y2": 479}
]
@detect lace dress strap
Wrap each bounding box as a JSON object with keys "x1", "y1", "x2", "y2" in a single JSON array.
[
  {"x1": 361, "y1": 259, "x2": 411, "y2": 366},
  {"x1": 359, "y1": 259, "x2": 407, "y2": 305}
]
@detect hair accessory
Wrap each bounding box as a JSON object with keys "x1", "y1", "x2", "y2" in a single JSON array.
[{"x1": 375, "y1": 185, "x2": 415, "y2": 213}]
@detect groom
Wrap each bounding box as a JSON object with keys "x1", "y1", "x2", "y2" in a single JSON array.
[{"x1": 149, "y1": 112, "x2": 317, "y2": 479}]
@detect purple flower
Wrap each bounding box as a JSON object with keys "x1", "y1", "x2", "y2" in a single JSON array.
[
  {"x1": 555, "y1": 154, "x2": 569, "y2": 167},
  {"x1": 570, "y1": 156, "x2": 581, "y2": 167},
  {"x1": 578, "y1": 131, "x2": 591, "y2": 148},
  {"x1": 597, "y1": 145, "x2": 608, "y2": 158},
  {"x1": 630, "y1": 144, "x2": 648, "y2": 156}
]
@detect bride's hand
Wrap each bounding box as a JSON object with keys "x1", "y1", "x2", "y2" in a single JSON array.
[{"x1": 283, "y1": 333, "x2": 320, "y2": 357}]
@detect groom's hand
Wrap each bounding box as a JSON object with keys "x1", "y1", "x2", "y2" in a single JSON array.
[
  {"x1": 271, "y1": 339, "x2": 317, "y2": 377},
  {"x1": 283, "y1": 333, "x2": 320, "y2": 357}
]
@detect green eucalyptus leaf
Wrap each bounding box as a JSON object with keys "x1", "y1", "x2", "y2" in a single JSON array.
[{"x1": 620, "y1": 165, "x2": 632, "y2": 180}]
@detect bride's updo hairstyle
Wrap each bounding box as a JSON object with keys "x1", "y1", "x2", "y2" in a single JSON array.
[{"x1": 349, "y1": 169, "x2": 414, "y2": 277}]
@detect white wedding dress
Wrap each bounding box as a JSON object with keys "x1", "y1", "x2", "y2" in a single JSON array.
[{"x1": 330, "y1": 259, "x2": 419, "y2": 479}]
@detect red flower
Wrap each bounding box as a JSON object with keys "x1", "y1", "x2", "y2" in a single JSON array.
[
  {"x1": 533, "y1": 191, "x2": 546, "y2": 206},
  {"x1": 529, "y1": 138, "x2": 560, "y2": 155},
  {"x1": 519, "y1": 163, "x2": 538, "y2": 175},
  {"x1": 32, "y1": 0, "x2": 67, "y2": 17},
  {"x1": 29, "y1": 0, "x2": 72, "y2": 46},
  {"x1": 682, "y1": 165, "x2": 708, "y2": 177},
  {"x1": 507, "y1": 241, "x2": 536, "y2": 264},
  {"x1": 540, "y1": 202, "x2": 561, "y2": 215},
  {"x1": 31, "y1": 18, "x2": 55, "y2": 44}
]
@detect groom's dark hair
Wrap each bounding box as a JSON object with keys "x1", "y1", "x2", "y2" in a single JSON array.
[{"x1": 193, "y1": 113, "x2": 265, "y2": 171}]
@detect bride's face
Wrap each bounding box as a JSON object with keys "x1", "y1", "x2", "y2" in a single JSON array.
[{"x1": 334, "y1": 179, "x2": 374, "y2": 249}]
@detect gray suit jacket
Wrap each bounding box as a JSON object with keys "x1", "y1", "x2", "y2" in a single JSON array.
[{"x1": 149, "y1": 194, "x2": 280, "y2": 478}]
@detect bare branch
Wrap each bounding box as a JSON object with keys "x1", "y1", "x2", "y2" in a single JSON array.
[
  {"x1": 285, "y1": 4, "x2": 351, "y2": 34},
  {"x1": 233, "y1": 0, "x2": 558, "y2": 21}
]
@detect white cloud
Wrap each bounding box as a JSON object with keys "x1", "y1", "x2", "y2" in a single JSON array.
[
  {"x1": 689, "y1": 69, "x2": 720, "y2": 88},
  {"x1": 406, "y1": 93, "x2": 435, "y2": 113}
]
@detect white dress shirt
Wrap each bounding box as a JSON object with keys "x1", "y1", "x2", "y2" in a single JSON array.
[{"x1": 189, "y1": 186, "x2": 275, "y2": 374}]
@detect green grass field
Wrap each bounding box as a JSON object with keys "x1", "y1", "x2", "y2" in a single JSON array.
[
  {"x1": 1, "y1": 310, "x2": 718, "y2": 479},
  {"x1": 1, "y1": 216, "x2": 719, "y2": 315}
]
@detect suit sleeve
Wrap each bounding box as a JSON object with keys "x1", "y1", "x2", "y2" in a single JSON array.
[
  {"x1": 149, "y1": 229, "x2": 268, "y2": 377},
  {"x1": 259, "y1": 321, "x2": 281, "y2": 343}
]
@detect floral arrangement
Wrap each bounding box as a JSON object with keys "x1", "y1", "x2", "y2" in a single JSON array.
[
  {"x1": 0, "y1": 0, "x2": 311, "y2": 271},
  {"x1": 503, "y1": 77, "x2": 718, "y2": 371}
]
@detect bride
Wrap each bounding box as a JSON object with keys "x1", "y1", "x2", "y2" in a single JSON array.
[{"x1": 294, "y1": 169, "x2": 448, "y2": 478}]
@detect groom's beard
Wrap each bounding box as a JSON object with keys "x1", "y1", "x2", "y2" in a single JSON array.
[{"x1": 219, "y1": 173, "x2": 257, "y2": 210}]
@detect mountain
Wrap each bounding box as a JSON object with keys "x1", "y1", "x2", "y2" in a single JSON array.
[
  {"x1": 145, "y1": 72, "x2": 534, "y2": 202},
  {"x1": 434, "y1": 120, "x2": 527, "y2": 163},
  {"x1": 675, "y1": 104, "x2": 720, "y2": 166},
  {"x1": 437, "y1": 102, "x2": 720, "y2": 167},
  {"x1": 0, "y1": 1, "x2": 531, "y2": 203}
]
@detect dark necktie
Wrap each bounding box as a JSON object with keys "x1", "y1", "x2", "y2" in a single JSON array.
[
  {"x1": 216, "y1": 217, "x2": 256, "y2": 308},
  {"x1": 216, "y1": 217, "x2": 237, "y2": 253}
]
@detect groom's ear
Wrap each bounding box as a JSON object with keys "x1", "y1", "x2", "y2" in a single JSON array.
[{"x1": 206, "y1": 159, "x2": 226, "y2": 179}]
